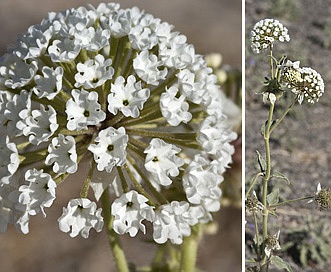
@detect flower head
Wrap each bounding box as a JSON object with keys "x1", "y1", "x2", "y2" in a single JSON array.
[
  {"x1": 282, "y1": 64, "x2": 324, "y2": 104},
  {"x1": 251, "y1": 19, "x2": 290, "y2": 54},
  {"x1": 311, "y1": 183, "x2": 331, "y2": 211},
  {"x1": 264, "y1": 230, "x2": 281, "y2": 257},
  {"x1": 0, "y1": 3, "x2": 236, "y2": 242}
]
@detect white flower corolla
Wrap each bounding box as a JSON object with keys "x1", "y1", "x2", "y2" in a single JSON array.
[
  {"x1": 144, "y1": 138, "x2": 184, "y2": 186},
  {"x1": 4, "y1": 90, "x2": 31, "y2": 137},
  {"x1": 45, "y1": 134, "x2": 78, "y2": 174},
  {"x1": 16, "y1": 24, "x2": 53, "y2": 60},
  {"x1": 160, "y1": 86, "x2": 192, "y2": 126},
  {"x1": 108, "y1": 75, "x2": 150, "y2": 118},
  {"x1": 88, "y1": 127, "x2": 128, "y2": 172},
  {"x1": 0, "y1": 137, "x2": 19, "y2": 185},
  {"x1": 33, "y1": 66, "x2": 63, "y2": 100},
  {"x1": 74, "y1": 54, "x2": 114, "y2": 89},
  {"x1": 19, "y1": 105, "x2": 58, "y2": 145},
  {"x1": 0, "y1": 54, "x2": 38, "y2": 89},
  {"x1": 129, "y1": 13, "x2": 160, "y2": 50},
  {"x1": 133, "y1": 50, "x2": 167, "y2": 85},
  {"x1": 251, "y1": 19, "x2": 290, "y2": 54},
  {"x1": 58, "y1": 198, "x2": 104, "y2": 238},
  {"x1": 74, "y1": 25, "x2": 110, "y2": 51},
  {"x1": 183, "y1": 154, "x2": 223, "y2": 212},
  {"x1": 197, "y1": 115, "x2": 236, "y2": 169},
  {"x1": 66, "y1": 89, "x2": 106, "y2": 131},
  {"x1": 176, "y1": 69, "x2": 206, "y2": 104},
  {"x1": 48, "y1": 39, "x2": 81, "y2": 62},
  {"x1": 158, "y1": 33, "x2": 195, "y2": 69},
  {"x1": 153, "y1": 201, "x2": 192, "y2": 244},
  {"x1": 111, "y1": 190, "x2": 155, "y2": 237},
  {"x1": 18, "y1": 169, "x2": 56, "y2": 217}
]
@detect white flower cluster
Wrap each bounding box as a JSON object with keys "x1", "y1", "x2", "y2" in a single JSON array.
[
  {"x1": 282, "y1": 61, "x2": 325, "y2": 104},
  {"x1": 0, "y1": 3, "x2": 237, "y2": 244},
  {"x1": 251, "y1": 18, "x2": 290, "y2": 54}
]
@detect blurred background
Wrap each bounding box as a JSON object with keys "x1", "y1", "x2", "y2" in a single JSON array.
[{"x1": 0, "y1": 0, "x2": 242, "y2": 271}]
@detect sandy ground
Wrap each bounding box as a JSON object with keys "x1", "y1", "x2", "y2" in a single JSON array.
[{"x1": 0, "y1": 0, "x2": 242, "y2": 271}]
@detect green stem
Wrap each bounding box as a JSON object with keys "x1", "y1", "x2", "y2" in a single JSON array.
[
  {"x1": 269, "y1": 196, "x2": 313, "y2": 208},
  {"x1": 80, "y1": 160, "x2": 95, "y2": 198},
  {"x1": 101, "y1": 189, "x2": 129, "y2": 272},
  {"x1": 261, "y1": 102, "x2": 274, "y2": 267},
  {"x1": 269, "y1": 95, "x2": 298, "y2": 135},
  {"x1": 180, "y1": 224, "x2": 202, "y2": 272},
  {"x1": 253, "y1": 212, "x2": 261, "y2": 260}
]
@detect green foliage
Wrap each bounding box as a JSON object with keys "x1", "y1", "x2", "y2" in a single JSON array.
[
  {"x1": 270, "y1": 255, "x2": 293, "y2": 272},
  {"x1": 281, "y1": 216, "x2": 331, "y2": 268}
]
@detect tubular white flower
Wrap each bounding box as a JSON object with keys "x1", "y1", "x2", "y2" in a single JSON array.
[
  {"x1": 0, "y1": 137, "x2": 19, "y2": 185},
  {"x1": 88, "y1": 127, "x2": 128, "y2": 172},
  {"x1": 111, "y1": 190, "x2": 155, "y2": 237},
  {"x1": 45, "y1": 134, "x2": 78, "y2": 174},
  {"x1": 74, "y1": 54, "x2": 114, "y2": 89},
  {"x1": 20, "y1": 105, "x2": 58, "y2": 145},
  {"x1": 153, "y1": 201, "x2": 192, "y2": 244},
  {"x1": 183, "y1": 154, "x2": 223, "y2": 212},
  {"x1": 48, "y1": 39, "x2": 81, "y2": 62},
  {"x1": 4, "y1": 90, "x2": 31, "y2": 137},
  {"x1": 74, "y1": 25, "x2": 110, "y2": 51},
  {"x1": 32, "y1": 66, "x2": 63, "y2": 100},
  {"x1": 58, "y1": 198, "x2": 104, "y2": 238},
  {"x1": 108, "y1": 75, "x2": 150, "y2": 118},
  {"x1": 18, "y1": 169, "x2": 56, "y2": 217},
  {"x1": 66, "y1": 89, "x2": 106, "y2": 131},
  {"x1": 160, "y1": 86, "x2": 192, "y2": 126},
  {"x1": 133, "y1": 50, "x2": 167, "y2": 85},
  {"x1": 0, "y1": 54, "x2": 38, "y2": 89},
  {"x1": 144, "y1": 138, "x2": 184, "y2": 186}
]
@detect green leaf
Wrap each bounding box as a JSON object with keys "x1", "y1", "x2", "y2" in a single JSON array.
[
  {"x1": 256, "y1": 150, "x2": 266, "y2": 173},
  {"x1": 267, "y1": 189, "x2": 279, "y2": 205},
  {"x1": 272, "y1": 170, "x2": 290, "y2": 184},
  {"x1": 270, "y1": 255, "x2": 293, "y2": 272},
  {"x1": 300, "y1": 245, "x2": 308, "y2": 267}
]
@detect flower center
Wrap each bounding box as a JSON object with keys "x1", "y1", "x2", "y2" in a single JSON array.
[
  {"x1": 152, "y1": 156, "x2": 159, "y2": 162},
  {"x1": 122, "y1": 99, "x2": 129, "y2": 106},
  {"x1": 83, "y1": 110, "x2": 90, "y2": 117},
  {"x1": 107, "y1": 145, "x2": 114, "y2": 152}
]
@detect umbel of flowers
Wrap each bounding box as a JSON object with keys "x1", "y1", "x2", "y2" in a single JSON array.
[{"x1": 0, "y1": 3, "x2": 236, "y2": 245}]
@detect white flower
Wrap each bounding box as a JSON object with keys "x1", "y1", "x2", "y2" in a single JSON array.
[
  {"x1": 88, "y1": 127, "x2": 128, "y2": 172},
  {"x1": 160, "y1": 86, "x2": 192, "y2": 126},
  {"x1": 18, "y1": 169, "x2": 56, "y2": 216},
  {"x1": 66, "y1": 89, "x2": 106, "y2": 131},
  {"x1": 197, "y1": 115, "x2": 236, "y2": 173},
  {"x1": 158, "y1": 33, "x2": 195, "y2": 69},
  {"x1": 16, "y1": 24, "x2": 53, "y2": 59},
  {"x1": 58, "y1": 198, "x2": 104, "y2": 238},
  {"x1": 144, "y1": 138, "x2": 184, "y2": 186},
  {"x1": 111, "y1": 190, "x2": 155, "y2": 237},
  {"x1": 48, "y1": 39, "x2": 81, "y2": 62},
  {"x1": 45, "y1": 134, "x2": 78, "y2": 174},
  {"x1": 133, "y1": 50, "x2": 167, "y2": 85},
  {"x1": 4, "y1": 90, "x2": 31, "y2": 136},
  {"x1": 33, "y1": 66, "x2": 63, "y2": 100},
  {"x1": 20, "y1": 105, "x2": 58, "y2": 145},
  {"x1": 0, "y1": 137, "x2": 19, "y2": 185},
  {"x1": 108, "y1": 75, "x2": 150, "y2": 118},
  {"x1": 0, "y1": 54, "x2": 38, "y2": 89},
  {"x1": 74, "y1": 54, "x2": 114, "y2": 89},
  {"x1": 183, "y1": 154, "x2": 223, "y2": 212},
  {"x1": 0, "y1": 91, "x2": 10, "y2": 124},
  {"x1": 153, "y1": 201, "x2": 192, "y2": 244},
  {"x1": 74, "y1": 25, "x2": 110, "y2": 51}
]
